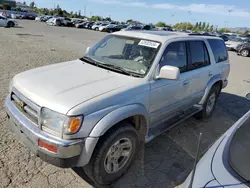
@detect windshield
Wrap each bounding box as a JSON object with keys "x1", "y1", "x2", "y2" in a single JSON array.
[
  {"x1": 229, "y1": 115, "x2": 250, "y2": 182},
  {"x1": 84, "y1": 35, "x2": 160, "y2": 76}
]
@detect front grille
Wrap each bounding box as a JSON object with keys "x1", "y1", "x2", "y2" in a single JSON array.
[{"x1": 11, "y1": 90, "x2": 40, "y2": 126}]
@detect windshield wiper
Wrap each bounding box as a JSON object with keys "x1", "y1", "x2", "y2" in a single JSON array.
[
  {"x1": 101, "y1": 63, "x2": 143, "y2": 77},
  {"x1": 80, "y1": 56, "x2": 100, "y2": 66}
]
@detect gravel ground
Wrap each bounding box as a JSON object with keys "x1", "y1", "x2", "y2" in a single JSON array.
[{"x1": 0, "y1": 20, "x2": 250, "y2": 188}]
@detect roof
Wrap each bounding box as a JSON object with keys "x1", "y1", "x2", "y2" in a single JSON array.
[{"x1": 113, "y1": 30, "x2": 222, "y2": 43}]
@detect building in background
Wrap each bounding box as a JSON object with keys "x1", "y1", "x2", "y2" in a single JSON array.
[{"x1": 0, "y1": 0, "x2": 16, "y2": 9}]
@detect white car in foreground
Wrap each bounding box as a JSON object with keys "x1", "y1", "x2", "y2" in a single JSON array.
[
  {"x1": 0, "y1": 15, "x2": 18, "y2": 27},
  {"x1": 180, "y1": 93, "x2": 250, "y2": 188}
]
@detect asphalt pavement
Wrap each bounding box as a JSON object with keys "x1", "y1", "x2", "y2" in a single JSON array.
[{"x1": 0, "y1": 20, "x2": 250, "y2": 188}]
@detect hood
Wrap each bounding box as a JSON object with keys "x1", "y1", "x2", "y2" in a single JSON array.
[{"x1": 13, "y1": 59, "x2": 138, "y2": 114}]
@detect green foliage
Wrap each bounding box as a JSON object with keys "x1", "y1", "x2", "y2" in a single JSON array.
[
  {"x1": 173, "y1": 22, "x2": 194, "y2": 30},
  {"x1": 198, "y1": 22, "x2": 202, "y2": 29},
  {"x1": 126, "y1": 19, "x2": 133, "y2": 23},
  {"x1": 30, "y1": 1, "x2": 35, "y2": 8},
  {"x1": 201, "y1": 22, "x2": 206, "y2": 30},
  {"x1": 91, "y1": 16, "x2": 102, "y2": 21},
  {"x1": 155, "y1": 22, "x2": 169, "y2": 27},
  {"x1": 209, "y1": 25, "x2": 214, "y2": 32},
  {"x1": 205, "y1": 23, "x2": 210, "y2": 32},
  {"x1": 218, "y1": 28, "x2": 231, "y2": 33},
  {"x1": 243, "y1": 30, "x2": 250, "y2": 35}
]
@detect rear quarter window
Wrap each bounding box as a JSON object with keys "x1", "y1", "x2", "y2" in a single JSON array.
[{"x1": 208, "y1": 39, "x2": 228, "y2": 63}]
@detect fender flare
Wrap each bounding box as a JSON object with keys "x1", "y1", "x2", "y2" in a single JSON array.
[
  {"x1": 199, "y1": 74, "x2": 223, "y2": 105},
  {"x1": 89, "y1": 104, "x2": 149, "y2": 137}
]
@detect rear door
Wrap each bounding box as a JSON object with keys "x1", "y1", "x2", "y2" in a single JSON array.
[
  {"x1": 185, "y1": 40, "x2": 212, "y2": 103},
  {"x1": 207, "y1": 39, "x2": 230, "y2": 82}
]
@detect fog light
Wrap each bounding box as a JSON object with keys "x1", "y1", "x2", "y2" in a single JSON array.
[{"x1": 38, "y1": 139, "x2": 57, "y2": 153}]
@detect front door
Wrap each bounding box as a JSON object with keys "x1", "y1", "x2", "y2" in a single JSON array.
[
  {"x1": 149, "y1": 41, "x2": 192, "y2": 127},
  {"x1": 0, "y1": 16, "x2": 6, "y2": 27}
]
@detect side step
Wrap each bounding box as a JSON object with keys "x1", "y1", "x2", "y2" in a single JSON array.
[{"x1": 146, "y1": 105, "x2": 203, "y2": 142}]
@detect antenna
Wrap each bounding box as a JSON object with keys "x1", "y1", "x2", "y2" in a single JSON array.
[{"x1": 189, "y1": 133, "x2": 202, "y2": 188}]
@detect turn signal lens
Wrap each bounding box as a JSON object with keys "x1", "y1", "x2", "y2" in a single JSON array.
[
  {"x1": 69, "y1": 117, "x2": 81, "y2": 133},
  {"x1": 38, "y1": 139, "x2": 57, "y2": 153}
]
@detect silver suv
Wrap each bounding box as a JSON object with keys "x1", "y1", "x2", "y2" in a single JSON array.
[{"x1": 5, "y1": 31, "x2": 230, "y2": 186}]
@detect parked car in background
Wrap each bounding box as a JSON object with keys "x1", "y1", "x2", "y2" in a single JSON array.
[
  {"x1": 237, "y1": 43, "x2": 250, "y2": 57},
  {"x1": 47, "y1": 17, "x2": 73, "y2": 27},
  {"x1": 41, "y1": 16, "x2": 53, "y2": 22},
  {"x1": 105, "y1": 24, "x2": 126, "y2": 33},
  {"x1": 225, "y1": 37, "x2": 250, "y2": 51},
  {"x1": 0, "y1": 15, "x2": 18, "y2": 27},
  {"x1": 121, "y1": 25, "x2": 142, "y2": 31},
  {"x1": 85, "y1": 21, "x2": 95, "y2": 29},
  {"x1": 91, "y1": 22, "x2": 103, "y2": 30},
  {"x1": 99, "y1": 23, "x2": 116, "y2": 32},
  {"x1": 75, "y1": 21, "x2": 88, "y2": 28},
  {"x1": 35, "y1": 16, "x2": 44, "y2": 22},
  {"x1": 96, "y1": 23, "x2": 108, "y2": 31},
  {"x1": 5, "y1": 31, "x2": 229, "y2": 186},
  {"x1": 180, "y1": 93, "x2": 250, "y2": 188}
]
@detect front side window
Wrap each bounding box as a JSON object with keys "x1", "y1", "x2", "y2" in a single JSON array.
[
  {"x1": 208, "y1": 39, "x2": 228, "y2": 63},
  {"x1": 160, "y1": 42, "x2": 187, "y2": 73},
  {"x1": 188, "y1": 41, "x2": 210, "y2": 70},
  {"x1": 84, "y1": 35, "x2": 161, "y2": 76}
]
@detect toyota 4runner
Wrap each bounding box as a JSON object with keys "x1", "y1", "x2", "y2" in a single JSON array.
[{"x1": 5, "y1": 31, "x2": 230, "y2": 186}]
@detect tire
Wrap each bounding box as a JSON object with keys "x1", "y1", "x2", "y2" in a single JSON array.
[
  {"x1": 195, "y1": 85, "x2": 220, "y2": 119},
  {"x1": 83, "y1": 122, "x2": 139, "y2": 186},
  {"x1": 7, "y1": 21, "x2": 14, "y2": 28},
  {"x1": 240, "y1": 49, "x2": 250, "y2": 57},
  {"x1": 95, "y1": 27, "x2": 99, "y2": 31}
]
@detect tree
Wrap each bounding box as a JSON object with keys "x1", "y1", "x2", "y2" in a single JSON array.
[
  {"x1": 201, "y1": 22, "x2": 206, "y2": 31},
  {"x1": 78, "y1": 10, "x2": 81, "y2": 16},
  {"x1": 198, "y1": 22, "x2": 202, "y2": 29},
  {"x1": 30, "y1": 1, "x2": 35, "y2": 8},
  {"x1": 103, "y1": 17, "x2": 111, "y2": 21},
  {"x1": 23, "y1": 1, "x2": 26, "y2": 5},
  {"x1": 126, "y1": 19, "x2": 133, "y2": 23},
  {"x1": 195, "y1": 22, "x2": 199, "y2": 29},
  {"x1": 205, "y1": 23, "x2": 210, "y2": 31},
  {"x1": 91, "y1": 15, "x2": 102, "y2": 21},
  {"x1": 219, "y1": 28, "x2": 231, "y2": 33},
  {"x1": 155, "y1": 22, "x2": 168, "y2": 27},
  {"x1": 244, "y1": 30, "x2": 250, "y2": 35},
  {"x1": 209, "y1": 25, "x2": 214, "y2": 32}
]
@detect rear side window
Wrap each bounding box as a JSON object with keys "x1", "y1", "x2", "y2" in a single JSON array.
[
  {"x1": 188, "y1": 41, "x2": 210, "y2": 70},
  {"x1": 208, "y1": 39, "x2": 228, "y2": 63}
]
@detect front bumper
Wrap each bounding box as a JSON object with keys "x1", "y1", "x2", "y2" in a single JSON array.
[{"x1": 4, "y1": 95, "x2": 98, "y2": 168}]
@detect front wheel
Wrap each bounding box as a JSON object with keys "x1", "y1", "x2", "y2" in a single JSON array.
[
  {"x1": 195, "y1": 85, "x2": 220, "y2": 119},
  {"x1": 83, "y1": 122, "x2": 139, "y2": 186},
  {"x1": 240, "y1": 49, "x2": 250, "y2": 57}
]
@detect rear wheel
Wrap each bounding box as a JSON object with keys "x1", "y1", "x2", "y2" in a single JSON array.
[
  {"x1": 83, "y1": 122, "x2": 139, "y2": 186},
  {"x1": 240, "y1": 49, "x2": 250, "y2": 57},
  {"x1": 195, "y1": 85, "x2": 220, "y2": 119},
  {"x1": 7, "y1": 21, "x2": 14, "y2": 28}
]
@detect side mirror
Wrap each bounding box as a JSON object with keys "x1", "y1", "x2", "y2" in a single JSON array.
[
  {"x1": 246, "y1": 93, "x2": 250, "y2": 100},
  {"x1": 156, "y1": 65, "x2": 180, "y2": 80},
  {"x1": 86, "y1": 47, "x2": 91, "y2": 54}
]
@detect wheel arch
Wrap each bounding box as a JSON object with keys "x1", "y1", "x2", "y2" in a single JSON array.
[
  {"x1": 89, "y1": 104, "x2": 149, "y2": 142},
  {"x1": 199, "y1": 75, "x2": 223, "y2": 105}
]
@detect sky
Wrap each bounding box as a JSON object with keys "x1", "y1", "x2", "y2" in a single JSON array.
[{"x1": 23, "y1": 0, "x2": 250, "y2": 28}]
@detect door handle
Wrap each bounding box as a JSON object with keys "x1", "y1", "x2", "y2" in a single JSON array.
[
  {"x1": 183, "y1": 80, "x2": 189, "y2": 86},
  {"x1": 209, "y1": 72, "x2": 213, "y2": 77}
]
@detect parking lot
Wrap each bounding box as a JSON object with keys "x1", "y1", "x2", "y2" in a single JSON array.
[{"x1": 1, "y1": 20, "x2": 250, "y2": 188}]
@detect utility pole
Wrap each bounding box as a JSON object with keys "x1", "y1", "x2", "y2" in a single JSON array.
[
  {"x1": 228, "y1": 9, "x2": 233, "y2": 29},
  {"x1": 84, "y1": 6, "x2": 86, "y2": 17}
]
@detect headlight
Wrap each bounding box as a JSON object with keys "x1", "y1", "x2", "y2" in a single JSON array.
[{"x1": 41, "y1": 108, "x2": 83, "y2": 135}]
